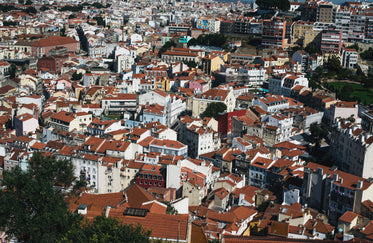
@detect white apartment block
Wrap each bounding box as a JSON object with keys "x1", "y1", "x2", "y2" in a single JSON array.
[
  {"x1": 253, "y1": 94, "x2": 289, "y2": 113},
  {"x1": 238, "y1": 65, "x2": 267, "y2": 86},
  {"x1": 184, "y1": 124, "x2": 220, "y2": 158},
  {"x1": 267, "y1": 114, "x2": 294, "y2": 143},
  {"x1": 269, "y1": 73, "x2": 309, "y2": 97},
  {"x1": 341, "y1": 48, "x2": 358, "y2": 69},
  {"x1": 330, "y1": 119, "x2": 373, "y2": 178},
  {"x1": 101, "y1": 93, "x2": 137, "y2": 114}
]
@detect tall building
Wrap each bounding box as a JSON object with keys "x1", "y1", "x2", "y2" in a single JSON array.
[
  {"x1": 340, "y1": 48, "x2": 358, "y2": 69},
  {"x1": 320, "y1": 27, "x2": 342, "y2": 53},
  {"x1": 317, "y1": 3, "x2": 334, "y2": 23},
  {"x1": 333, "y1": 7, "x2": 351, "y2": 41},
  {"x1": 262, "y1": 18, "x2": 287, "y2": 49},
  {"x1": 330, "y1": 119, "x2": 373, "y2": 178},
  {"x1": 303, "y1": 162, "x2": 373, "y2": 224},
  {"x1": 349, "y1": 13, "x2": 366, "y2": 42},
  {"x1": 291, "y1": 21, "x2": 318, "y2": 47}
]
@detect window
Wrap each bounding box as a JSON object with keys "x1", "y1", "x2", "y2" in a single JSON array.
[
  {"x1": 149, "y1": 182, "x2": 152, "y2": 185},
  {"x1": 144, "y1": 181, "x2": 147, "y2": 185}
]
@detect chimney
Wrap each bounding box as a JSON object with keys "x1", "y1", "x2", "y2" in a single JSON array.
[
  {"x1": 357, "y1": 180, "x2": 363, "y2": 189},
  {"x1": 77, "y1": 204, "x2": 87, "y2": 215},
  {"x1": 333, "y1": 173, "x2": 338, "y2": 182},
  {"x1": 360, "y1": 134, "x2": 365, "y2": 144},
  {"x1": 316, "y1": 167, "x2": 323, "y2": 175}
]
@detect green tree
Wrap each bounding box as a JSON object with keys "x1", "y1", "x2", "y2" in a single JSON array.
[
  {"x1": 257, "y1": 201, "x2": 271, "y2": 212},
  {"x1": 305, "y1": 43, "x2": 320, "y2": 55},
  {"x1": 255, "y1": 0, "x2": 290, "y2": 11},
  {"x1": 183, "y1": 60, "x2": 198, "y2": 68},
  {"x1": 310, "y1": 123, "x2": 328, "y2": 147},
  {"x1": 325, "y1": 55, "x2": 342, "y2": 73},
  {"x1": 188, "y1": 34, "x2": 227, "y2": 48},
  {"x1": 159, "y1": 40, "x2": 176, "y2": 56},
  {"x1": 25, "y1": 0, "x2": 32, "y2": 5},
  {"x1": 0, "y1": 153, "x2": 83, "y2": 242},
  {"x1": 162, "y1": 201, "x2": 178, "y2": 215},
  {"x1": 91, "y1": 2, "x2": 105, "y2": 8},
  {"x1": 290, "y1": 46, "x2": 302, "y2": 56},
  {"x1": 40, "y1": 5, "x2": 50, "y2": 11},
  {"x1": 360, "y1": 47, "x2": 373, "y2": 61},
  {"x1": 68, "y1": 14, "x2": 76, "y2": 19},
  {"x1": 9, "y1": 63, "x2": 17, "y2": 78},
  {"x1": 346, "y1": 43, "x2": 359, "y2": 52},
  {"x1": 93, "y1": 16, "x2": 105, "y2": 26},
  {"x1": 60, "y1": 26, "x2": 66, "y2": 37},
  {"x1": 25, "y1": 6, "x2": 37, "y2": 14},
  {"x1": 60, "y1": 215, "x2": 151, "y2": 243},
  {"x1": 71, "y1": 72, "x2": 83, "y2": 81},
  {"x1": 202, "y1": 102, "x2": 227, "y2": 118}
]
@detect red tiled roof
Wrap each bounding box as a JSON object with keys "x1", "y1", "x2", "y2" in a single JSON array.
[
  {"x1": 339, "y1": 211, "x2": 360, "y2": 223},
  {"x1": 124, "y1": 184, "x2": 154, "y2": 208},
  {"x1": 32, "y1": 36, "x2": 78, "y2": 47},
  {"x1": 68, "y1": 192, "x2": 125, "y2": 213},
  {"x1": 109, "y1": 211, "x2": 189, "y2": 241}
]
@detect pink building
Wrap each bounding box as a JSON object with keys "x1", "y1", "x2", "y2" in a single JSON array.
[
  {"x1": 189, "y1": 79, "x2": 210, "y2": 93},
  {"x1": 31, "y1": 36, "x2": 79, "y2": 58}
]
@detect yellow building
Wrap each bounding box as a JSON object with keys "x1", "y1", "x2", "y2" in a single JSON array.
[
  {"x1": 292, "y1": 21, "x2": 320, "y2": 47},
  {"x1": 154, "y1": 76, "x2": 170, "y2": 91},
  {"x1": 19, "y1": 74, "x2": 38, "y2": 91},
  {"x1": 192, "y1": 88, "x2": 236, "y2": 117},
  {"x1": 202, "y1": 55, "x2": 225, "y2": 75},
  {"x1": 272, "y1": 55, "x2": 289, "y2": 66},
  {"x1": 304, "y1": 30, "x2": 321, "y2": 48}
]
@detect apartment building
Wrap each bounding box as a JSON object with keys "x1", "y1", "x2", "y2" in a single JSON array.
[
  {"x1": 136, "y1": 164, "x2": 166, "y2": 190},
  {"x1": 334, "y1": 7, "x2": 351, "y2": 41},
  {"x1": 101, "y1": 93, "x2": 137, "y2": 114},
  {"x1": 340, "y1": 48, "x2": 358, "y2": 69},
  {"x1": 262, "y1": 18, "x2": 287, "y2": 49},
  {"x1": 291, "y1": 21, "x2": 318, "y2": 47},
  {"x1": 31, "y1": 36, "x2": 79, "y2": 58},
  {"x1": 330, "y1": 119, "x2": 373, "y2": 178},
  {"x1": 320, "y1": 27, "x2": 343, "y2": 53},
  {"x1": 349, "y1": 13, "x2": 366, "y2": 42},
  {"x1": 324, "y1": 101, "x2": 358, "y2": 125},
  {"x1": 49, "y1": 111, "x2": 92, "y2": 133},
  {"x1": 184, "y1": 124, "x2": 220, "y2": 158},
  {"x1": 317, "y1": 3, "x2": 334, "y2": 23},
  {"x1": 192, "y1": 88, "x2": 236, "y2": 117},
  {"x1": 249, "y1": 156, "x2": 275, "y2": 188},
  {"x1": 149, "y1": 138, "x2": 188, "y2": 157},
  {"x1": 303, "y1": 162, "x2": 373, "y2": 224},
  {"x1": 267, "y1": 113, "x2": 294, "y2": 142},
  {"x1": 238, "y1": 64, "x2": 267, "y2": 87},
  {"x1": 253, "y1": 94, "x2": 290, "y2": 113}
]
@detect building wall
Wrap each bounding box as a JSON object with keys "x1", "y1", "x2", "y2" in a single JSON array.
[
  {"x1": 71, "y1": 157, "x2": 99, "y2": 192},
  {"x1": 97, "y1": 163, "x2": 121, "y2": 193}
]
